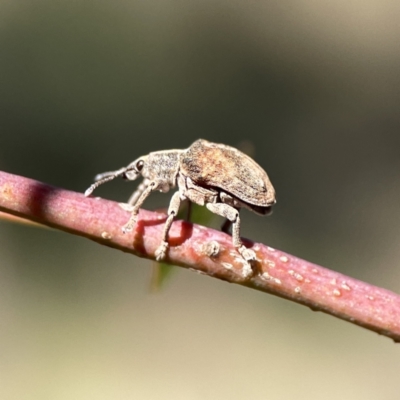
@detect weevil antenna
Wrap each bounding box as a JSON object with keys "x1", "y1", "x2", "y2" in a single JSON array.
[{"x1": 84, "y1": 167, "x2": 129, "y2": 197}]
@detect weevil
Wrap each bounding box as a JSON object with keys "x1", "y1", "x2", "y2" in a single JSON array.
[{"x1": 85, "y1": 139, "x2": 276, "y2": 271}]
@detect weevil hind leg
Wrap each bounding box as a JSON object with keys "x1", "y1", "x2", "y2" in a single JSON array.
[
  {"x1": 184, "y1": 200, "x2": 192, "y2": 222},
  {"x1": 206, "y1": 202, "x2": 256, "y2": 267},
  {"x1": 154, "y1": 191, "x2": 182, "y2": 261},
  {"x1": 221, "y1": 218, "x2": 232, "y2": 234}
]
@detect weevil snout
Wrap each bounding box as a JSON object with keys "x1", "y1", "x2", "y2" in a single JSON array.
[
  {"x1": 85, "y1": 166, "x2": 137, "y2": 197},
  {"x1": 122, "y1": 158, "x2": 146, "y2": 181},
  {"x1": 93, "y1": 167, "x2": 127, "y2": 182},
  {"x1": 122, "y1": 168, "x2": 139, "y2": 181}
]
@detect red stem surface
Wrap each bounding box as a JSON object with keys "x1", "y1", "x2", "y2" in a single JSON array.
[{"x1": 1, "y1": 170, "x2": 399, "y2": 342}]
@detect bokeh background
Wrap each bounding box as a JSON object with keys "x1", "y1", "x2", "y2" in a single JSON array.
[{"x1": 1, "y1": 1, "x2": 400, "y2": 399}]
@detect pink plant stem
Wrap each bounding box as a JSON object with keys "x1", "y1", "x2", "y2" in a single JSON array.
[{"x1": 0, "y1": 170, "x2": 399, "y2": 342}]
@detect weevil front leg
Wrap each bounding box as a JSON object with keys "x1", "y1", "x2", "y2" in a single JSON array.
[
  {"x1": 154, "y1": 191, "x2": 182, "y2": 261},
  {"x1": 127, "y1": 179, "x2": 150, "y2": 206},
  {"x1": 206, "y1": 202, "x2": 256, "y2": 264},
  {"x1": 122, "y1": 182, "x2": 155, "y2": 233}
]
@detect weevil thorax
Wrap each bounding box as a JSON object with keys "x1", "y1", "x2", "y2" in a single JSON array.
[{"x1": 140, "y1": 149, "x2": 183, "y2": 191}]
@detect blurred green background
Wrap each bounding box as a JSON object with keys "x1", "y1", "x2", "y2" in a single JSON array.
[{"x1": 1, "y1": 1, "x2": 400, "y2": 399}]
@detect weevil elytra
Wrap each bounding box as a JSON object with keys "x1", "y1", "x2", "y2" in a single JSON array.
[{"x1": 85, "y1": 139, "x2": 276, "y2": 271}]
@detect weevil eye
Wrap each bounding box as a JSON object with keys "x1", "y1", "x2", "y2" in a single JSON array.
[{"x1": 136, "y1": 160, "x2": 144, "y2": 171}]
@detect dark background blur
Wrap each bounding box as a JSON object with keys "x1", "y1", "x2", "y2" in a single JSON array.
[{"x1": 1, "y1": 1, "x2": 400, "y2": 399}]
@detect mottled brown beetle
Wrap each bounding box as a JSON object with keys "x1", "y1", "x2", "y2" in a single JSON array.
[{"x1": 85, "y1": 139, "x2": 276, "y2": 270}]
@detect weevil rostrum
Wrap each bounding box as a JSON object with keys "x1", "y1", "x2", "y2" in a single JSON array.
[{"x1": 85, "y1": 139, "x2": 276, "y2": 272}]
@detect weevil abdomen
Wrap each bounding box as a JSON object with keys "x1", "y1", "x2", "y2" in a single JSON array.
[{"x1": 180, "y1": 139, "x2": 276, "y2": 208}]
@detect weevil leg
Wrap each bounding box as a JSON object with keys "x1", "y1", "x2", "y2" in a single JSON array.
[
  {"x1": 185, "y1": 200, "x2": 192, "y2": 222},
  {"x1": 206, "y1": 203, "x2": 256, "y2": 264},
  {"x1": 122, "y1": 182, "x2": 155, "y2": 233},
  {"x1": 155, "y1": 191, "x2": 182, "y2": 261},
  {"x1": 221, "y1": 218, "x2": 232, "y2": 234},
  {"x1": 127, "y1": 179, "x2": 150, "y2": 206}
]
